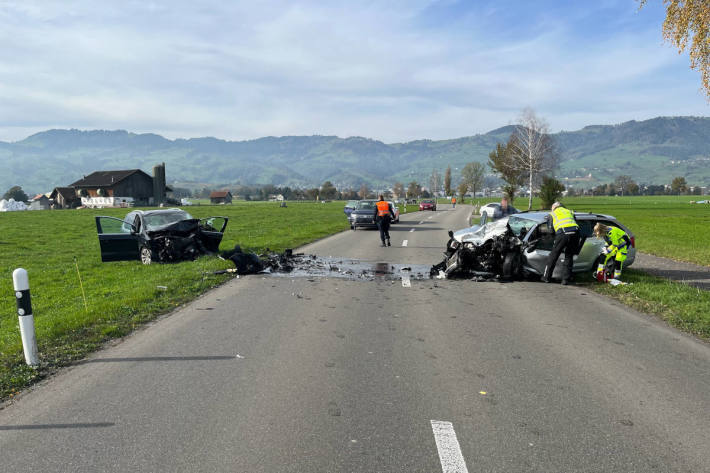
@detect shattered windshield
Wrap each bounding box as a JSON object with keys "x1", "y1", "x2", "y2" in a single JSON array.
[
  {"x1": 507, "y1": 216, "x2": 537, "y2": 238},
  {"x1": 143, "y1": 210, "x2": 194, "y2": 231}
]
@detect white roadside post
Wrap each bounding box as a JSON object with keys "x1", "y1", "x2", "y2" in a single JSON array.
[{"x1": 13, "y1": 268, "x2": 39, "y2": 366}]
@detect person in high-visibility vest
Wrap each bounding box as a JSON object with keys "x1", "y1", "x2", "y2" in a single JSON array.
[
  {"x1": 541, "y1": 201, "x2": 580, "y2": 285},
  {"x1": 593, "y1": 223, "x2": 631, "y2": 280},
  {"x1": 451, "y1": 196, "x2": 457, "y2": 208},
  {"x1": 375, "y1": 195, "x2": 395, "y2": 247}
]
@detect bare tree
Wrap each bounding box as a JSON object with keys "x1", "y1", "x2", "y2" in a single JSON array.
[
  {"x1": 358, "y1": 183, "x2": 368, "y2": 199},
  {"x1": 507, "y1": 108, "x2": 559, "y2": 210},
  {"x1": 461, "y1": 162, "x2": 485, "y2": 201},
  {"x1": 392, "y1": 182, "x2": 404, "y2": 199}
]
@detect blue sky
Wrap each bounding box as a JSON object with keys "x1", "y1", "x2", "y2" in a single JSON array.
[{"x1": 0, "y1": 0, "x2": 706, "y2": 142}]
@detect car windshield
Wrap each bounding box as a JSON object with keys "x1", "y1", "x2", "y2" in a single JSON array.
[
  {"x1": 143, "y1": 210, "x2": 193, "y2": 231},
  {"x1": 357, "y1": 201, "x2": 375, "y2": 210},
  {"x1": 507, "y1": 216, "x2": 537, "y2": 237},
  {"x1": 423, "y1": 200, "x2": 434, "y2": 204},
  {"x1": 346, "y1": 200, "x2": 358, "y2": 207}
]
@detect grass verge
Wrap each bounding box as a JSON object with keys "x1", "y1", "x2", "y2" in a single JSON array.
[{"x1": 582, "y1": 269, "x2": 710, "y2": 341}]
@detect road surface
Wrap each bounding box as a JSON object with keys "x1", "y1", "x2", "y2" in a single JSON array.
[{"x1": 1, "y1": 205, "x2": 709, "y2": 472}]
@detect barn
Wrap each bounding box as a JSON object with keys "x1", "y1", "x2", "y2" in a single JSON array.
[
  {"x1": 69, "y1": 166, "x2": 169, "y2": 207},
  {"x1": 209, "y1": 190, "x2": 233, "y2": 204}
]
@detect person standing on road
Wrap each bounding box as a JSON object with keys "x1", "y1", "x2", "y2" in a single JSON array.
[
  {"x1": 375, "y1": 195, "x2": 395, "y2": 247},
  {"x1": 451, "y1": 196, "x2": 457, "y2": 208},
  {"x1": 593, "y1": 223, "x2": 631, "y2": 280},
  {"x1": 541, "y1": 201, "x2": 580, "y2": 285}
]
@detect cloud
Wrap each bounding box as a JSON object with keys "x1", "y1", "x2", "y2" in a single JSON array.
[{"x1": 0, "y1": 0, "x2": 706, "y2": 143}]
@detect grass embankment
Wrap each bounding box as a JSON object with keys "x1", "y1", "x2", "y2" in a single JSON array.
[{"x1": 0, "y1": 202, "x2": 351, "y2": 400}]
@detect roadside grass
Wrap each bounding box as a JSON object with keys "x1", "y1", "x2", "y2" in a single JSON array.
[
  {"x1": 467, "y1": 195, "x2": 709, "y2": 267},
  {"x1": 0, "y1": 202, "x2": 350, "y2": 400},
  {"x1": 582, "y1": 269, "x2": 710, "y2": 341}
]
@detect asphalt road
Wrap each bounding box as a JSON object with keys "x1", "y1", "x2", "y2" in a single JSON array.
[{"x1": 1, "y1": 205, "x2": 709, "y2": 472}]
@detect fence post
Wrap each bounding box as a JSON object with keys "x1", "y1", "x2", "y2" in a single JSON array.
[{"x1": 13, "y1": 268, "x2": 39, "y2": 366}]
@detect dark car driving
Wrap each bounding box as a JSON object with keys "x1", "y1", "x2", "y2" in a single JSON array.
[
  {"x1": 95, "y1": 208, "x2": 228, "y2": 264},
  {"x1": 348, "y1": 200, "x2": 377, "y2": 230}
]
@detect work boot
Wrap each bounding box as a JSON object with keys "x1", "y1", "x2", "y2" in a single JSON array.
[
  {"x1": 381, "y1": 242, "x2": 386, "y2": 247},
  {"x1": 387, "y1": 239, "x2": 391, "y2": 247}
]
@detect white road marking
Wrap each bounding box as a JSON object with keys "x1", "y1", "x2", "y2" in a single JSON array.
[
  {"x1": 410, "y1": 228, "x2": 415, "y2": 233},
  {"x1": 431, "y1": 420, "x2": 469, "y2": 473},
  {"x1": 428, "y1": 216, "x2": 433, "y2": 220},
  {"x1": 419, "y1": 220, "x2": 425, "y2": 224},
  {"x1": 402, "y1": 240, "x2": 408, "y2": 247},
  {"x1": 401, "y1": 275, "x2": 411, "y2": 287}
]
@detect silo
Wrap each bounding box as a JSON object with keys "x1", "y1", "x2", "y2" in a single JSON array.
[{"x1": 153, "y1": 163, "x2": 166, "y2": 206}]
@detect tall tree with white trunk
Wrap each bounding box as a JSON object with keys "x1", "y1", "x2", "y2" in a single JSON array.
[{"x1": 507, "y1": 108, "x2": 559, "y2": 210}]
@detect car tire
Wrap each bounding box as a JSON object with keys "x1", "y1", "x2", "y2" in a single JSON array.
[
  {"x1": 502, "y1": 251, "x2": 522, "y2": 280},
  {"x1": 140, "y1": 245, "x2": 154, "y2": 265}
]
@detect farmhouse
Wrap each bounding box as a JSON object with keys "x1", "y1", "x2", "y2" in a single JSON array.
[
  {"x1": 28, "y1": 194, "x2": 51, "y2": 210},
  {"x1": 210, "y1": 190, "x2": 233, "y2": 204},
  {"x1": 69, "y1": 164, "x2": 169, "y2": 207},
  {"x1": 50, "y1": 187, "x2": 80, "y2": 209}
]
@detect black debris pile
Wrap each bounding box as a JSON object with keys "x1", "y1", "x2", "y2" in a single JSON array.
[
  {"x1": 218, "y1": 246, "x2": 302, "y2": 275},
  {"x1": 149, "y1": 220, "x2": 210, "y2": 263},
  {"x1": 431, "y1": 228, "x2": 524, "y2": 281}
]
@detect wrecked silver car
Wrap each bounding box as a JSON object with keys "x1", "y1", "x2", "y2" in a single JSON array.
[
  {"x1": 434, "y1": 212, "x2": 636, "y2": 280},
  {"x1": 95, "y1": 209, "x2": 228, "y2": 264}
]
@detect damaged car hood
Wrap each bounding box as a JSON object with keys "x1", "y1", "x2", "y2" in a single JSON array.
[{"x1": 452, "y1": 217, "x2": 511, "y2": 245}]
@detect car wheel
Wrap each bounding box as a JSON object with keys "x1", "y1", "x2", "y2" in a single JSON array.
[
  {"x1": 502, "y1": 251, "x2": 522, "y2": 280},
  {"x1": 140, "y1": 245, "x2": 154, "y2": 265}
]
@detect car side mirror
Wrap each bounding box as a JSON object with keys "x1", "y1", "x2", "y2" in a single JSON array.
[{"x1": 479, "y1": 213, "x2": 488, "y2": 226}]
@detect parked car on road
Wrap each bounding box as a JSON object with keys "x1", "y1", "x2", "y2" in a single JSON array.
[
  {"x1": 439, "y1": 211, "x2": 635, "y2": 280},
  {"x1": 348, "y1": 200, "x2": 377, "y2": 230},
  {"x1": 95, "y1": 208, "x2": 228, "y2": 264},
  {"x1": 343, "y1": 200, "x2": 359, "y2": 217},
  {"x1": 419, "y1": 199, "x2": 437, "y2": 211},
  {"x1": 388, "y1": 201, "x2": 400, "y2": 223},
  {"x1": 479, "y1": 202, "x2": 519, "y2": 219}
]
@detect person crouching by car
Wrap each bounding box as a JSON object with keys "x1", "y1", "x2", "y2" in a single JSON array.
[
  {"x1": 541, "y1": 201, "x2": 580, "y2": 285},
  {"x1": 593, "y1": 223, "x2": 630, "y2": 281},
  {"x1": 375, "y1": 195, "x2": 395, "y2": 247}
]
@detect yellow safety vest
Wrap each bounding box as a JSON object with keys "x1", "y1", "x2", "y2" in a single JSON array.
[{"x1": 551, "y1": 207, "x2": 578, "y2": 233}]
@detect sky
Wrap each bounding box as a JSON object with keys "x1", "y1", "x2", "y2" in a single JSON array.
[{"x1": 0, "y1": 0, "x2": 707, "y2": 143}]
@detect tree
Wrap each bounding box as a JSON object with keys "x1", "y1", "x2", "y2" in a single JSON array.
[
  {"x1": 3, "y1": 186, "x2": 29, "y2": 202},
  {"x1": 320, "y1": 181, "x2": 338, "y2": 200},
  {"x1": 461, "y1": 162, "x2": 485, "y2": 201},
  {"x1": 488, "y1": 139, "x2": 525, "y2": 202},
  {"x1": 640, "y1": 0, "x2": 710, "y2": 99},
  {"x1": 614, "y1": 175, "x2": 639, "y2": 196},
  {"x1": 406, "y1": 181, "x2": 421, "y2": 199},
  {"x1": 392, "y1": 182, "x2": 404, "y2": 199},
  {"x1": 671, "y1": 176, "x2": 688, "y2": 194},
  {"x1": 429, "y1": 169, "x2": 441, "y2": 196},
  {"x1": 358, "y1": 184, "x2": 369, "y2": 199},
  {"x1": 457, "y1": 182, "x2": 469, "y2": 203},
  {"x1": 444, "y1": 166, "x2": 452, "y2": 196},
  {"x1": 507, "y1": 108, "x2": 559, "y2": 210},
  {"x1": 539, "y1": 176, "x2": 565, "y2": 209}
]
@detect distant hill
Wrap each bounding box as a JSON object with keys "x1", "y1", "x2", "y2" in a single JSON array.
[{"x1": 1, "y1": 116, "x2": 708, "y2": 194}]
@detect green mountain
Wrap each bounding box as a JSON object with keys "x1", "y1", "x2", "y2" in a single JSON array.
[{"x1": 1, "y1": 116, "x2": 708, "y2": 195}]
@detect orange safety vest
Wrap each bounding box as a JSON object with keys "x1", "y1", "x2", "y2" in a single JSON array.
[
  {"x1": 451, "y1": 197, "x2": 456, "y2": 203},
  {"x1": 376, "y1": 200, "x2": 390, "y2": 217}
]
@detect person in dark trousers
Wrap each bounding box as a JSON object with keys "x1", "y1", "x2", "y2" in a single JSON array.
[
  {"x1": 541, "y1": 201, "x2": 580, "y2": 285},
  {"x1": 375, "y1": 195, "x2": 395, "y2": 247}
]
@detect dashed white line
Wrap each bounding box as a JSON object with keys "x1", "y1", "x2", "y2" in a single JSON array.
[
  {"x1": 401, "y1": 275, "x2": 411, "y2": 287},
  {"x1": 419, "y1": 220, "x2": 425, "y2": 224},
  {"x1": 427, "y1": 216, "x2": 433, "y2": 220},
  {"x1": 409, "y1": 228, "x2": 415, "y2": 233},
  {"x1": 402, "y1": 240, "x2": 408, "y2": 247},
  {"x1": 431, "y1": 420, "x2": 469, "y2": 473}
]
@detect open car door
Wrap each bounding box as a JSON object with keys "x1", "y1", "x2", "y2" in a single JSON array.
[
  {"x1": 95, "y1": 216, "x2": 140, "y2": 262},
  {"x1": 198, "y1": 217, "x2": 228, "y2": 252}
]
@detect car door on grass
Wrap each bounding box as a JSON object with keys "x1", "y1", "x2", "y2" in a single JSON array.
[
  {"x1": 95, "y1": 216, "x2": 140, "y2": 262},
  {"x1": 198, "y1": 217, "x2": 228, "y2": 252}
]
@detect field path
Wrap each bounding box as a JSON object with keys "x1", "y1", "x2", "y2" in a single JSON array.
[{"x1": 634, "y1": 252, "x2": 710, "y2": 290}]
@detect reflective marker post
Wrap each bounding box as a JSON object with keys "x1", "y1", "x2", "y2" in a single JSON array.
[{"x1": 13, "y1": 268, "x2": 39, "y2": 366}]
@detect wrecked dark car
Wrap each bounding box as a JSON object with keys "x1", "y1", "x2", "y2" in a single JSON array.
[
  {"x1": 95, "y1": 209, "x2": 228, "y2": 264},
  {"x1": 433, "y1": 212, "x2": 636, "y2": 280}
]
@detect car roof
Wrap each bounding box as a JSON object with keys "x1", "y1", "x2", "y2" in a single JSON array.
[
  {"x1": 508, "y1": 211, "x2": 619, "y2": 223},
  {"x1": 128, "y1": 208, "x2": 188, "y2": 216}
]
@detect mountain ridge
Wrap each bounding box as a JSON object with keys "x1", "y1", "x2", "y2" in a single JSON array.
[{"x1": 1, "y1": 116, "x2": 708, "y2": 194}]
